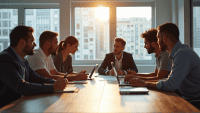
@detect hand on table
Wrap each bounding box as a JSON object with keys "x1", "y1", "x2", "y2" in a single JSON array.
[
  {"x1": 74, "y1": 73, "x2": 88, "y2": 80},
  {"x1": 129, "y1": 77, "x2": 147, "y2": 87},
  {"x1": 117, "y1": 70, "x2": 125, "y2": 75},
  {"x1": 124, "y1": 74, "x2": 139, "y2": 82},
  {"x1": 108, "y1": 68, "x2": 115, "y2": 76},
  {"x1": 54, "y1": 78, "x2": 68, "y2": 91},
  {"x1": 127, "y1": 70, "x2": 137, "y2": 75}
]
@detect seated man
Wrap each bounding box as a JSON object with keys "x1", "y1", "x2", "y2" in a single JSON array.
[
  {"x1": 26, "y1": 31, "x2": 87, "y2": 81},
  {"x1": 98, "y1": 38, "x2": 138, "y2": 75},
  {"x1": 125, "y1": 23, "x2": 200, "y2": 109},
  {"x1": 125, "y1": 28, "x2": 172, "y2": 81},
  {"x1": 0, "y1": 26, "x2": 67, "y2": 108}
]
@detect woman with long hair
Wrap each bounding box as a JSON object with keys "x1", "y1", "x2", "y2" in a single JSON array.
[{"x1": 52, "y1": 36, "x2": 87, "y2": 75}]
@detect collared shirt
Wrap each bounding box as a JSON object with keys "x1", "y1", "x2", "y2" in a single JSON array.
[
  {"x1": 155, "y1": 51, "x2": 172, "y2": 74},
  {"x1": 105, "y1": 52, "x2": 127, "y2": 75},
  {"x1": 157, "y1": 41, "x2": 200, "y2": 101},
  {"x1": 115, "y1": 52, "x2": 123, "y2": 70},
  {"x1": 26, "y1": 48, "x2": 56, "y2": 72}
]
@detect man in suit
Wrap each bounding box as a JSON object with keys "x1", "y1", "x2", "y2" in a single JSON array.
[
  {"x1": 0, "y1": 26, "x2": 68, "y2": 108},
  {"x1": 98, "y1": 38, "x2": 138, "y2": 75}
]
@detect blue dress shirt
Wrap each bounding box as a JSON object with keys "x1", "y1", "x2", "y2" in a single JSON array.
[{"x1": 157, "y1": 41, "x2": 200, "y2": 101}]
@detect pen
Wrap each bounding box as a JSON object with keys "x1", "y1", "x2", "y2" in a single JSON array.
[{"x1": 64, "y1": 69, "x2": 72, "y2": 78}]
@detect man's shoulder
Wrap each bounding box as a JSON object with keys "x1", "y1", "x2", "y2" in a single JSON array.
[
  {"x1": 123, "y1": 51, "x2": 132, "y2": 57},
  {"x1": 0, "y1": 50, "x2": 17, "y2": 65},
  {"x1": 175, "y1": 44, "x2": 193, "y2": 56},
  {"x1": 105, "y1": 52, "x2": 114, "y2": 57}
]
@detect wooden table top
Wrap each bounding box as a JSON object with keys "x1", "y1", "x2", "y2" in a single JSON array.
[{"x1": 1, "y1": 75, "x2": 199, "y2": 112}]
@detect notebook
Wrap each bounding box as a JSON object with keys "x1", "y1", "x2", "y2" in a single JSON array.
[
  {"x1": 68, "y1": 81, "x2": 88, "y2": 84},
  {"x1": 87, "y1": 64, "x2": 99, "y2": 80},
  {"x1": 119, "y1": 87, "x2": 149, "y2": 94},
  {"x1": 54, "y1": 87, "x2": 79, "y2": 93}
]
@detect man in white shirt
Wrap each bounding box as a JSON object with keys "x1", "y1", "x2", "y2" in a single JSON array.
[{"x1": 26, "y1": 31, "x2": 87, "y2": 80}]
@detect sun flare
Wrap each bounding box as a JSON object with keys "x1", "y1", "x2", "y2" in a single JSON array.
[{"x1": 95, "y1": 7, "x2": 109, "y2": 21}]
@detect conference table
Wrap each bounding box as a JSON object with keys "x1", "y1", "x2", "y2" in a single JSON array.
[{"x1": 0, "y1": 75, "x2": 199, "y2": 112}]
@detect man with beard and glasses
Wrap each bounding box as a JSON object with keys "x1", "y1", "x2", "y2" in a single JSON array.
[
  {"x1": 26, "y1": 31, "x2": 87, "y2": 81},
  {"x1": 125, "y1": 23, "x2": 200, "y2": 109},
  {"x1": 98, "y1": 38, "x2": 138, "y2": 75},
  {"x1": 124, "y1": 28, "x2": 172, "y2": 82},
  {"x1": 0, "y1": 26, "x2": 68, "y2": 108}
]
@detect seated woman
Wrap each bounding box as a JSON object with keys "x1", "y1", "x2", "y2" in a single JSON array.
[{"x1": 52, "y1": 36, "x2": 86, "y2": 74}]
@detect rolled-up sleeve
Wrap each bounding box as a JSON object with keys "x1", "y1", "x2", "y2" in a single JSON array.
[{"x1": 157, "y1": 51, "x2": 192, "y2": 91}]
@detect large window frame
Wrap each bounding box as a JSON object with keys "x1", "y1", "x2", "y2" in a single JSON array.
[
  {"x1": 0, "y1": 3, "x2": 60, "y2": 50},
  {"x1": 71, "y1": 1, "x2": 155, "y2": 65}
]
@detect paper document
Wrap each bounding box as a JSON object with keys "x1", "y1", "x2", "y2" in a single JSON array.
[{"x1": 54, "y1": 87, "x2": 79, "y2": 93}]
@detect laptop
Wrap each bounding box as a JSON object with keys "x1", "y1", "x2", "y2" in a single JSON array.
[
  {"x1": 111, "y1": 64, "x2": 131, "y2": 86},
  {"x1": 119, "y1": 87, "x2": 149, "y2": 94},
  {"x1": 87, "y1": 64, "x2": 99, "y2": 80}
]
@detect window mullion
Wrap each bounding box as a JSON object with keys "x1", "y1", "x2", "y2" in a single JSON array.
[{"x1": 18, "y1": 7, "x2": 25, "y2": 25}]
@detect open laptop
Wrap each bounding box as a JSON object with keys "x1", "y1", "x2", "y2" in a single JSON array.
[{"x1": 87, "y1": 64, "x2": 99, "y2": 80}]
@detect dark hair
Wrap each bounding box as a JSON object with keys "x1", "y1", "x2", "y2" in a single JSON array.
[
  {"x1": 158, "y1": 23, "x2": 179, "y2": 43},
  {"x1": 114, "y1": 38, "x2": 126, "y2": 47},
  {"x1": 58, "y1": 36, "x2": 79, "y2": 51},
  {"x1": 10, "y1": 25, "x2": 34, "y2": 47},
  {"x1": 39, "y1": 31, "x2": 58, "y2": 47},
  {"x1": 141, "y1": 28, "x2": 158, "y2": 43}
]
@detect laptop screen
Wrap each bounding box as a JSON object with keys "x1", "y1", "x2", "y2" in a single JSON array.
[{"x1": 89, "y1": 64, "x2": 99, "y2": 78}]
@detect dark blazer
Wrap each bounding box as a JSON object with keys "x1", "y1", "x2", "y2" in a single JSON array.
[
  {"x1": 52, "y1": 51, "x2": 73, "y2": 73},
  {"x1": 98, "y1": 52, "x2": 138, "y2": 75},
  {"x1": 0, "y1": 47, "x2": 55, "y2": 108}
]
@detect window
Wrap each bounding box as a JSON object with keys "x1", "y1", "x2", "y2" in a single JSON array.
[
  {"x1": 0, "y1": 9, "x2": 18, "y2": 51},
  {"x1": 77, "y1": 24, "x2": 80, "y2": 29},
  {"x1": 77, "y1": 32, "x2": 80, "y2": 36},
  {"x1": 84, "y1": 55, "x2": 88, "y2": 60},
  {"x1": 3, "y1": 12, "x2": 8, "y2": 19},
  {"x1": 72, "y1": 2, "x2": 155, "y2": 65},
  {"x1": 27, "y1": 21, "x2": 32, "y2": 27},
  {"x1": 2, "y1": 21, "x2": 8, "y2": 27},
  {"x1": 74, "y1": 7, "x2": 109, "y2": 61},
  {"x1": 3, "y1": 29, "x2": 8, "y2": 36},
  {"x1": 90, "y1": 54, "x2": 93, "y2": 59},
  {"x1": 90, "y1": 38, "x2": 93, "y2": 41},
  {"x1": 25, "y1": 9, "x2": 60, "y2": 49},
  {"x1": 84, "y1": 45, "x2": 88, "y2": 49},
  {"x1": 25, "y1": 9, "x2": 33, "y2": 15},
  {"x1": 193, "y1": 6, "x2": 200, "y2": 57},
  {"x1": 84, "y1": 39, "x2": 88, "y2": 43}
]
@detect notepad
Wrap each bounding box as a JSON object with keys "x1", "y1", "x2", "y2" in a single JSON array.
[
  {"x1": 54, "y1": 87, "x2": 79, "y2": 93},
  {"x1": 68, "y1": 81, "x2": 88, "y2": 84},
  {"x1": 119, "y1": 87, "x2": 149, "y2": 94}
]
